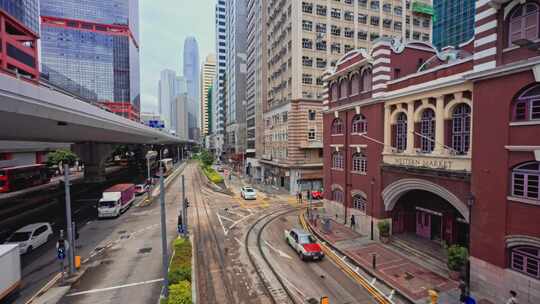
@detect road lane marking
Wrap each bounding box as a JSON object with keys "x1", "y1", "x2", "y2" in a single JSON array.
[
  {"x1": 218, "y1": 214, "x2": 236, "y2": 223},
  {"x1": 66, "y1": 278, "x2": 163, "y2": 296},
  {"x1": 263, "y1": 240, "x2": 292, "y2": 259},
  {"x1": 216, "y1": 212, "x2": 228, "y2": 235}
]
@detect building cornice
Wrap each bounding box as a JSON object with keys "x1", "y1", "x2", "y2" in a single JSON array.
[{"x1": 465, "y1": 56, "x2": 540, "y2": 81}]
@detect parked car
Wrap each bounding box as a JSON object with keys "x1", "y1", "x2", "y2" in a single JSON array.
[
  {"x1": 240, "y1": 186, "x2": 257, "y2": 200},
  {"x1": 284, "y1": 228, "x2": 324, "y2": 261},
  {"x1": 311, "y1": 190, "x2": 323, "y2": 200},
  {"x1": 4, "y1": 223, "x2": 53, "y2": 254},
  {"x1": 134, "y1": 184, "x2": 149, "y2": 196}
]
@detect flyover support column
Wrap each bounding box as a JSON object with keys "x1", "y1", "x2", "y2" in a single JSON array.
[{"x1": 72, "y1": 142, "x2": 115, "y2": 183}]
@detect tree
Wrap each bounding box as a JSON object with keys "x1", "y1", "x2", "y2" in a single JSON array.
[
  {"x1": 199, "y1": 150, "x2": 214, "y2": 167},
  {"x1": 46, "y1": 149, "x2": 78, "y2": 167}
]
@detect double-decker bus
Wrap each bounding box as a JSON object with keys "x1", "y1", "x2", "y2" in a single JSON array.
[{"x1": 0, "y1": 164, "x2": 50, "y2": 193}]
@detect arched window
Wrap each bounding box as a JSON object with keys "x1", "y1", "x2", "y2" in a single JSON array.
[
  {"x1": 340, "y1": 79, "x2": 348, "y2": 99},
  {"x1": 513, "y1": 84, "x2": 540, "y2": 121},
  {"x1": 510, "y1": 246, "x2": 540, "y2": 279},
  {"x1": 352, "y1": 152, "x2": 367, "y2": 173},
  {"x1": 395, "y1": 112, "x2": 407, "y2": 151},
  {"x1": 352, "y1": 194, "x2": 367, "y2": 212},
  {"x1": 420, "y1": 109, "x2": 435, "y2": 153},
  {"x1": 362, "y1": 69, "x2": 372, "y2": 92},
  {"x1": 332, "y1": 189, "x2": 344, "y2": 203},
  {"x1": 509, "y1": 3, "x2": 539, "y2": 47},
  {"x1": 351, "y1": 74, "x2": 360, "y2": 95},
  {"x1": 331, "y1": 118, "x2": 343, "y2": 134},
  {"x1": 512, "y1": 162, "x2": 540, "y2": 201},
  {"x1": 452, "y1": 104, "x2": 471, "y2": 154},
  {"x1": 331, "y1": 83, "x2": 339, "y2": 101},
  {"x1": 332, "y1": 151, "x2": 344, "y2": 169},
  {"x1": 351, "y1": 114, "x2": 367, "y2": 134}
]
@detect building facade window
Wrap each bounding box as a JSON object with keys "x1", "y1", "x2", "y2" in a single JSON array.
[
  {"x1": 308, "y1": 109, "x2": 316, "y2": 120},
  {"x1": 316, "y1": 4, "x2": 327, "y2": 16},
  {"x1": 370, "y1": 0, "x2": 379, "y2": 10},
  {"x1": 331, "y1": 83, "x2": 338, "y2": 100},
  {"x1": 514, "y1": 84, "x2": 540, "y2": 121},
  {"x1": 302, "y1": 38, "x2": 313, "y2": 49},
  {"x1": 302, "y1": 73, "x2": 313, "y2": 84},
  {"x1": 316, "y1": 40, "x2": 327, "y2": 50},
  {"x1": 352, "y1": 153, "x2": 367, "y2": 173},
  {"x1": 362, "y1": 69, "x2": 372, "y2": 91},
  {"x1": 358, "y1": 13, "x2": 367, "y2": 24},
  {"x1": 332, "y1": 152, "x2": 344, "y2": 169},
  {"x1": 316, "y1": 23, "x2": 327, "y2": 33},
  {"x1": 351, "y1": 74, "x2": 360, "y2": 94},
  {"x1": 302, "y1": 2, "x2": 313, "y2": 13},
  {"x1": 395, "y1": 112, "x2": 407, "y2": 152},
  {"x1": 510, "y1": 246, "x2": 540, "y2": 279},
  {"x1": 420, "y1": 109, "x2": 436, "y2": 153},
  {"x1": 302, "y1": 20, "x2": 313, "y2": 31},
  {"x1": 339, "y1": 79, "x2": 348, "y2": 98},
  {"x1": 352, "y1": 114, "x2": 367, "y2": 133},
  {"x1": 332, "y1": 118, "x2": 344, "y2": 134},
  {"x1": 512, "y1": 162, "x2": 540, "y2": 201},
  {"x1": 308, "y1": 128, "x2": 316, "y2": 140},
  {"x1": 331, "y1": 8, "x2": 341, "y2": 19},
  {"x1": 509, "y1": 3, "x2": 539, "y2": 47},
  {"x1": 452, "y1": 104, "x2": 471, "y2": 154},
  {"x1": 302, "y1": 56, "x2": 313, "y2": 66},
  {"x1": 352, "y1": 194, "x2": 367, "y2": 212},
  {"x1": 332, "y1": 189, "x2": 344, "y2": 202}
]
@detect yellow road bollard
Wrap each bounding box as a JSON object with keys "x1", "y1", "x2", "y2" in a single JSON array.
[{"x1": 75, "y1": 255, "x2": 81, "y2": 269}]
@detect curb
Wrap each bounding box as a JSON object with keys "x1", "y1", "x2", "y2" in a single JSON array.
[
  {"x1": 139, "y1": 162, "x2": 187, "y2": 208},
  {"x1": 300, "y1": 212, "x2": 415, "y2": 304}
]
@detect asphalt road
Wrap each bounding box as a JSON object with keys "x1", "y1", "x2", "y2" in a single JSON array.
[{"x1": 262, "y1": 212, "x2": 378, "y2": 304}]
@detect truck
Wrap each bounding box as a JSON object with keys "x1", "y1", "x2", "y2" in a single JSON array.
[
  {"x1": 0, "y1": 244, "x2": 21, "y2": 301},
  {"x1": 97, "y1": 184, "x2": 135, "y2": 218}
]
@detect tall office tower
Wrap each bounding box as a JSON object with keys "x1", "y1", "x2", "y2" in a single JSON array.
[
  {"x1": 245, "y1": 0, "x2": 267, "y2": 178},
  {"x1": 225, "y1": 0, "x2": 247, "y2": 157},
  {"x1": 183, "y1": 36, "x2": 200, "y2": 141},
  {"x1": 263, "y1": 0, "x2": 433, "y2": 194},
  {"x1": 174, "y1": 94, "x2": 189, "y2": 140},
  {"x1": 40, "y1": 0, "x2": 141, "y2": 121},
  {"x1": 200, "y1": 54, "x2": 216, "y2": 137},
  {"x1": 158, "y1": 69, "x2": 178, "y2": 132},
  {"x1": 212, "y1": 0, "x2": 228, "y2": 157},
  {"x1": 0, "y1": 0, "x2": 40, "y2": 81},
  {"x1": 433, "y1": 0, "x2": 475, "y2": 49}
]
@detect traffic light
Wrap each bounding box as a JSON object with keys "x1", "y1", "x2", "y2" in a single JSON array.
[
  {"x1": 57, "y1": 239, "x2": 66, "y2": 260},
  {"x1": 184, "y1": 198, "x2": 190, "y2": 208}
]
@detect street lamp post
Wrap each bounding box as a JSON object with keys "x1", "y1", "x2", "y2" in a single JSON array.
[
  {"x1": 370, "y1": 178, "x2": 375, "y2": 240},
  {"x1": 145, "y1": 151, "x2": 157, "y2": 202}
]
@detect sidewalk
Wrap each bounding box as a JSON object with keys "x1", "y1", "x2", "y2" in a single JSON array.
[{"x1": 304, "y1": 210, "x2": 461, "y2": 304}]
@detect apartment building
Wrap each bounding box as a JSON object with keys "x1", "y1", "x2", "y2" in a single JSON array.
[
  {"x1": 262, "y1": 0, "x2": 433, "y2": 194},
  {"x1": 245, "y1": 0, "x2": 268, "y2": 179}
]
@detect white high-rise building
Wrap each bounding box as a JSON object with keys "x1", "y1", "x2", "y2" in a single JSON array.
[
  {"x1": 212, "y1": 0, "x2": 227, "y2": 154},
  {"x1": 200, "y1": 54, "x2": 216, "y2": 137}
]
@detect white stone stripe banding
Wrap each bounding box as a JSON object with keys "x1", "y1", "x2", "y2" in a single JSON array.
[
  {"x1": 373, "y1": 57, "x2": 391, "y2": 65},
  {"x1": 373, "y1": 66, "x2": 391, "y2": 73},
  {"x1": 373, "y1": 74, "x2": 391, "y2": 82},
  {"x1": 473, "y1": 47, "x2": 497, "y2": 60},
  {"x1": 475, "y1": 20, "x2": 497, "y2": 35},
  {"x1": 475, "y1": 7, "x2": 497, "y2": 22},
  {"x1": 475, "y1": 0, "x2": 491, "y2": 9},
  {"x1": 372, "y1": 48, "x2": 391, "y2": 58},
  {"x1": 473, "y1": 61, "x2": 496, "y2": 71},
  {"x1": 474, "y1": 33, "x2": 497, "y2": 47}
]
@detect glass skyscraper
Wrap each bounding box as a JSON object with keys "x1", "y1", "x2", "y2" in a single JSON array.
[
  {"x1": 183, "y1": 36, "x2": 200, "y2": 140},
  {"x1": 0, "y1": 0, "x2": 40, "y2": 34},
  {"x1": 40, "y1": 0, "x2": 140, "y2": 119},
  {"x1": 433, "y1": 0, "x2": 475, "y2": 49}
]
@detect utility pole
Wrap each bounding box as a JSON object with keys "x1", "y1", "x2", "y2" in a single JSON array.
[
  {"x1": 182, "y1": 175, "x2": 187, "y2": 235},
  {"x1": 63, "y1": 164, "x2": 75, "y2": 275},
  {"x1": 159, "y1": 165, "x2": 169, "y2": 298}
]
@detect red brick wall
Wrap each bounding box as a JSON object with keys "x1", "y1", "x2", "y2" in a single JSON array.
[{"x1": 471, "y1": 70, "x2": 540, "y2": 267}]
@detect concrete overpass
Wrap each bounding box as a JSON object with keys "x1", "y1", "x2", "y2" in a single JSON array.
[
  {"x1": 0, "y1": 73, "x2": 196, "y2": 181},
  {"x1": 0, "y1": 72, "x2": 190, "y2": 144}
]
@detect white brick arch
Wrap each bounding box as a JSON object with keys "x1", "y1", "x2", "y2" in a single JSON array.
[{"x1": 382, "y1": 178, "x2": 469, "y2": 222}]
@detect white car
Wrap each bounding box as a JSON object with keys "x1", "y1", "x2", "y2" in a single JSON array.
[
  {"x1": 5, "y1": 223, "x2": 53, "y2": 254},
  {"x1": 240, "y1": 187, "x2": 257, "y2": 200}
]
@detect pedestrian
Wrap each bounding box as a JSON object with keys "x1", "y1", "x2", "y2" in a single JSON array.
[
  {"x1": 299, "y1": 192, "x2": 303, "y2": 204},
  {"x1": 350, "y1": 214, "x2": 356, "y2": 229},
  {"x1": 306, "y1": 190, "x2": 311, "y2": 201},
  {"x1": 506, "y1": 290, "x2": 518, "y2": 304}
]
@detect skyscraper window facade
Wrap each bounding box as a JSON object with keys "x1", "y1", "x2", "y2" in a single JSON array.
[
  {"x1": 183, "y1": 36, "x2": 201, "y2": 141},
  {"x1": 0, "y1": 0, "x2": 39, "y2": 34},
  {"x1": 40, "y1": 0, "x2": 140, "y2": 120},
  {"x1": 433, "y1": 0, "x2": 475, "y2": 49},
  {"x1": 200, "y1": 54, "x2": 216, "y2": 137}
]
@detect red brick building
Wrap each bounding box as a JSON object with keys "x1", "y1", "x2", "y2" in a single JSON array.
[{"x1": 322, "y1": 0, "x2": 540, "y2": 302}]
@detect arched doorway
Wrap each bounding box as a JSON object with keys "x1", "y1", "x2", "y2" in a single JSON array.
[{"x1": 382, "y1": 179, "x2": 469, "y2": 247}]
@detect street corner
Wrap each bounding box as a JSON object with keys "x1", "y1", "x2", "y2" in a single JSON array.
[
  {"x1": 310, "y1": 218, "x2": 363, "y2": 243},
  {"x1": 344, "y1": 243, "x2": 458, "y2": 301}
]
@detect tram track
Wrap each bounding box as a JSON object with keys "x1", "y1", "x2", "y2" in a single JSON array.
[
  {"x1": 189, "y1": 164, "x2": 235, "y2": 304},
  {"x1": 245, "y1": 207, "x2": 301, "y2": 304}
]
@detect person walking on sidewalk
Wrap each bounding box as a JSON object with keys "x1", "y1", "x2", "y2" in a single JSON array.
[
  {"x1": 298, "y1": 192, "x2": 303, "y2": 204},
  {"x1": 506, "y1": 291, "x2": 518, "y2": 304},
  {"x1": 350, "y1": 214, "x2": 356, "y2": 229}
]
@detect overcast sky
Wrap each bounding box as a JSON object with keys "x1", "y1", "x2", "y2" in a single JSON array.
[{"x1": 139, "y1": 0, "x2": 215, "y2": 113}]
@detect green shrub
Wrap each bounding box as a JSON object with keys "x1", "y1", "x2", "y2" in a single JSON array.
[
  {"x1": 201, "y1": 166, "x2": 223, "y2": 184},
  {"x1": 377, "y1": 220, "x2": 390, "y2": 236},
  {"x1": 169, "y1": 266, "x2": 191, "y2": 284},
  {"x1": 447, "y1": 244, "x2": 468, "y2": 271},
  {"x1": 168, "y1": 281, "x2": 192, "y2": 304}
]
